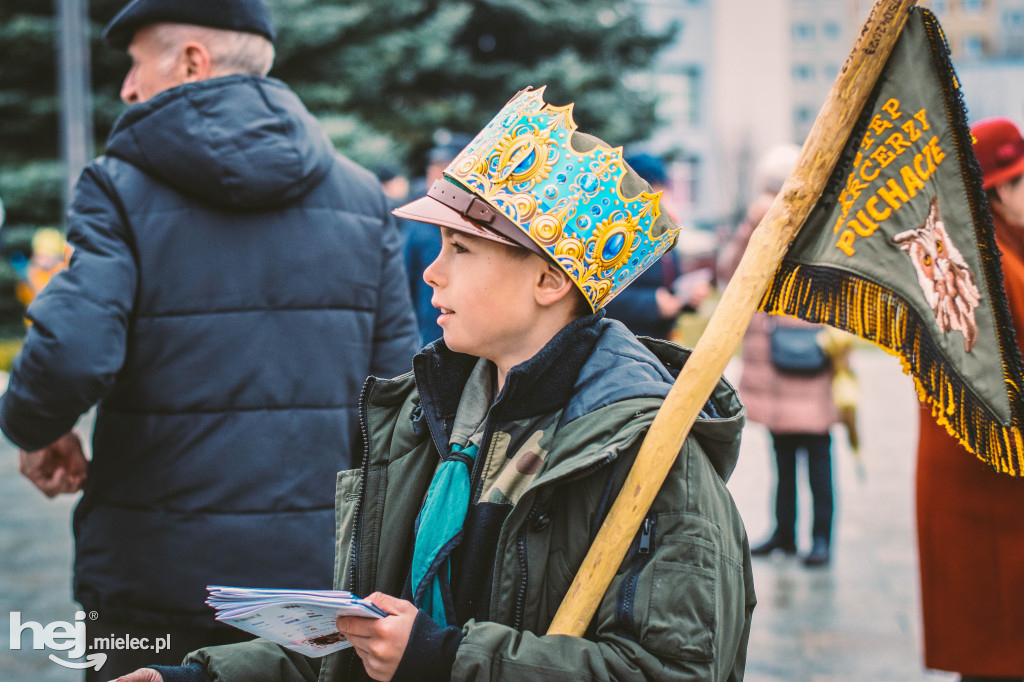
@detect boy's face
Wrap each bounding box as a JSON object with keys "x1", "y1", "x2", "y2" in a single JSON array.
[{"x1": 424, "y1": 228, "x2": 543, "y2": 364}]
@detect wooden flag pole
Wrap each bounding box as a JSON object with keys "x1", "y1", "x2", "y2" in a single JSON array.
[{"x1": 547, "y1": 0, "x2": 918, "y2": 638}]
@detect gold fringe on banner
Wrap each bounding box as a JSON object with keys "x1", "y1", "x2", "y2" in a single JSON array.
[{"x1": 761, "y1": 262, "x2": 1024, "y2": 477}]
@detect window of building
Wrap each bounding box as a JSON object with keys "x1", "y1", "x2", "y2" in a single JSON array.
[
  {"x1": 657, "y1": 67, "x2": 702, "y2": 127},
  {"x1": 794, "y1": 105, "x2": 816, "y2": 129},
  {"x1": 961, "y1": 0, "x2": 984, "y2": 13},
  {"x1": 792, "y1": 64, "x2": 815, "y2": 81},
  {"x1": 962, "y1": 33, "x2": 986, "y2": 59},
  {"x1": 1005, "y1": 9, "x2": 1024, "y2": 29},
  {"x1": 823, "y1": 21, "x2": 842, "y2": 41},
  {"x1": 791, "y1": 22, "x2": 815, "y2": 41},
  {"x1": 930, "y1": 0, "x2": 948, "y2": 13},
  {"x1": 671, "y1": 156, "x2": 701, "y2": 207}
]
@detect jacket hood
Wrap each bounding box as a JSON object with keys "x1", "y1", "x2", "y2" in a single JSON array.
[
  {"x1": 564, "y1": 320, "x2": 746, "y2": 482},
  {"x1": 105, "y1": 75, "x2": 334, "y2": 209}
]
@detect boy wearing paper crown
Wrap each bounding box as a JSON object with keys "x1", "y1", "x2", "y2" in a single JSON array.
[{"x1": 120, "y1": 88, "x2": 754, "y2": 682}]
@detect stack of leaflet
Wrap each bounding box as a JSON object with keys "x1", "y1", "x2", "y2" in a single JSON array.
[{"x1": 206, "y1": 586, "x2": 386, "y2": 657}]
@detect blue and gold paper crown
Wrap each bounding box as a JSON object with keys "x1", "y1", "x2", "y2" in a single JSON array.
[{"x1": 444, "y1": 87, "x2": 680, "y2": 311}]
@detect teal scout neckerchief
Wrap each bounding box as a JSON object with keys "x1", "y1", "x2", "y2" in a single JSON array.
[
  {"x1": 410, "y1": 441, "x2": 478, "y2": 626},
  {"x1": 410, "y1": 359, "x2": 492, "y2": 626}
]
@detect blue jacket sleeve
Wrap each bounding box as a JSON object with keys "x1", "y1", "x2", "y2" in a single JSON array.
[
  {"x1": 368, "y1": 210, "x2": 420, "y2": 380},
  {"x1": 402, "y1": 221, "x2": 443, "y2": 348},
  {"x1": 0, "y1": 164, "x2": 137, "y2": 451}
]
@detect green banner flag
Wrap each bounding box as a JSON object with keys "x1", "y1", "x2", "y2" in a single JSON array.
[{"x1": 762, "y1": 7, "x2": 1024, "y2": 475}]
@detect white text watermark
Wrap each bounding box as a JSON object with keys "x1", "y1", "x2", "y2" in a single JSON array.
[{"x1": 9, "y1": 611, "x2": 172, "y2": 671}]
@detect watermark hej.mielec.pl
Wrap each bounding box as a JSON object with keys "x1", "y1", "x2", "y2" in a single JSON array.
[{"x1": 10, "y1": 611, "x2": 172, "y2": 671}]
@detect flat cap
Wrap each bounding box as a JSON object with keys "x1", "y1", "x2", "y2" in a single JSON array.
[{"x1": 103, "y1": 0, "x2": 275, "y2": 50}]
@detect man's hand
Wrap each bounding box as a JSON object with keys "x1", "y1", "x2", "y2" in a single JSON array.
[
  {"x1": 655, "y1": 286, "x2": 685, "y2": 319},
  {"x1": 683, "y1": 278, "x2": 712, "y2": 309},
  {"x1": 18, "y1": 431, "x2": 88, "y2": 498},
  {"x1": 336, "y1": 592, "x2": 418, "y2": 681},
  {"x1": 111, "y1": 669, "x2": 162, "y2": 682}
]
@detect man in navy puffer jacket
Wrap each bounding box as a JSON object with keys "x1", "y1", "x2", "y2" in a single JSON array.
[{"x1": 0, "y1": 0, "x2": 419, "y2": 677}]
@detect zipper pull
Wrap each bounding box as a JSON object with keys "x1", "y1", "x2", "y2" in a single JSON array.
[{"x1": 639, "y1": 517, "x2": 653, "y2": 554}]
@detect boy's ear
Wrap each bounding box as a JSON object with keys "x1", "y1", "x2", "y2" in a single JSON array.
[{"x1": 534, "y1": 260, "x2": 576, "y2": 308}]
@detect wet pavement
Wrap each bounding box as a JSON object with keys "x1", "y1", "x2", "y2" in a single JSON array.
[
  {"x1": 724, "y1": 350, "x2": 955, "y2": 682},
  {"x1": 0, "y1": 350, "x2": 959, "y2": 681}
]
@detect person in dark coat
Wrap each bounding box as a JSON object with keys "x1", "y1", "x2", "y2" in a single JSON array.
[
  {"x1": 0, "y1": 0, "x2": 419, "y2": 678},
  {"x1": 603, "y1": 153, "x2": 709, "y2": 339}
]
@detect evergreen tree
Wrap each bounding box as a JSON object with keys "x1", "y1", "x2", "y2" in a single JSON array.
[
  {"x1": 0, "y1": 0, "x2": 129, "y2": 224},
  {"x1": 0, "y1": 0, "x2": 674, "y2": 225},
  {"x1": 269, "y1": 0, "x2": 674, "y2": 175}
]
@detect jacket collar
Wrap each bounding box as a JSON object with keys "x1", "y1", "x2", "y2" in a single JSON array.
[
  {"x1": 411, "y1": 313, "x2": 605, "y2": 457},
  {"x1": 399, "y1": 314, "x2": 745, "y2": 484}
]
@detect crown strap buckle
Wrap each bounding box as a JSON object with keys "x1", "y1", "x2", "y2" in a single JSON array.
[{"x1": 428, "y1": 180, "x2": 501, "y2": 226}]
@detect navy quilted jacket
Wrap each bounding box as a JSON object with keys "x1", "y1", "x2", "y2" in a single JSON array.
[{"x1": 0, "y1": 75, "x2": 419, "y2": 626}]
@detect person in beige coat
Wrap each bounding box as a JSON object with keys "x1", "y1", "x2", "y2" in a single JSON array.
[{"x1": 719, "y1": 144, "x2": 839, "y2": 567}]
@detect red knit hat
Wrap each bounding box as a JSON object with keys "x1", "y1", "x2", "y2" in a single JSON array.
[{"x1": 971, "y1": 117, "x2": 1024, "y2": 190}]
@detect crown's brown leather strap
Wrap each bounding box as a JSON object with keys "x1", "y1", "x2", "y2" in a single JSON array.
[{"x1": 428, "y1": 180, "x2": 548, "y2": 258}]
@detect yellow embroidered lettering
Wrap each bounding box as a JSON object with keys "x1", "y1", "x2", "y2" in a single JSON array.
[
  {"x1": 886, "y1": 132, "x2": 912, "y2": 156},
  {"x1": 839, "y1": 191, "x2": 857, "y2": 216},
  {"x1": 913, "y1": 150, "x2": 934, "y2": 181},
  {"x1": 868, "y1": 114, "x2": 894, "y2": 136},
  {"x1": 859, "y1": 159, "x2": 880, "y2": 182},
  {"x1": 837, "y1": 230, "x2": 857, "y2": 256},
  {"x1": 870, "y1": 144, "x2": 898, "y2": 168},
  {"x1": 846, "y1": 173, "x2": 868, "y2": 200},
  {"x1": 878, "y1": 179, "x2": 910, "y2": 210},
  {"x1": 901, "y1": 118, "x2": 922, "y2": 142},
  {"x1": 866, "y1": 196, "x2": 891, "y2": 222},
  {"x1": 882, "y1": 99, "x2": 902, "y2": 119},
  {"x1": 900, "y1": 164, "x2": 925, "y2": 197},
  {"x1": 853, "y1": 211, "x2": 879, "y2": 237},
  {"x1": 914, "y1": 108, "x2": 930, "y2": 130},
  {"x1": 928, "y1": 135, "x2": 945, "y2": 163}
]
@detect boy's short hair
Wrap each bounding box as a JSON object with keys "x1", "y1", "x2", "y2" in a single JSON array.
[
  {"x1": 504, "y1": 245, "x2": 593, "y2": 318},
  {"x1": 394, "y1": 87, "x2": 681, "y2": 313}
]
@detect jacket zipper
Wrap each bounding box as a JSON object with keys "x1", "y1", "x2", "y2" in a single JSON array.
[
  {"x1": 510, "y1": 453, "x2": 616, "y2": 630},
  {"x1": 348, "y1": 377, "x2": 376, "y2": 595},
  {"x1": 512, "y1": 504, "x2": 538, "y2": 632},
  {"x1": 469, "y1": 420, "x2": 496, "y2": 503},
  {"x1": 615, "y1": 514, "x2": 656, "y2": 634},
  {"x1": 342, "y1": 377, "x2": 376, "y2": 679}
]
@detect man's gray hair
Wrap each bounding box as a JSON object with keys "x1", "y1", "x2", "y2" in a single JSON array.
[{"x1": 153, "y1": 23, "x2": 275, "y2": 78}]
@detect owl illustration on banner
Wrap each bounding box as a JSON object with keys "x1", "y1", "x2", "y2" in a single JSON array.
[{"x1": 893, "y1": 196, "x2": 981, "y2": 352}]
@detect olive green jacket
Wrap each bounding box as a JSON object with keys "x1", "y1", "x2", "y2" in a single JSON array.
[{"x1": 188, "y1": 334, "x2": 755, "y2": 681}]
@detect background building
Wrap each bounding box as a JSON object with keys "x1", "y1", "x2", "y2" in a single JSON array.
[{"x1": 638, "y1": 0, "x2": 1024, "y2": 238}]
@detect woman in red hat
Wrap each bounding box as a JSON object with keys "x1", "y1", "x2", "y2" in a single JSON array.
[{"x1": 916, "y1": 117, "x2": 1024, "y2": 682}]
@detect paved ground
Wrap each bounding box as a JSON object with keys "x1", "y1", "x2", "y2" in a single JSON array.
[
  {"x1": 0, "y1": 350, "x2": 960, "y2": 681},
  {"x1": 723, "y1": 350, "x2": 955, "y2": 682}
]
